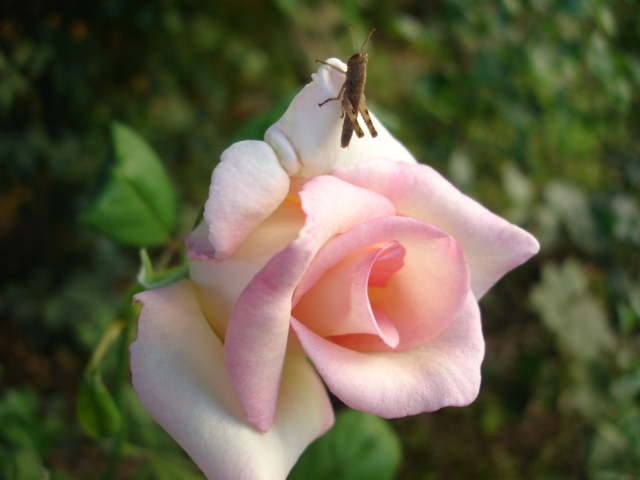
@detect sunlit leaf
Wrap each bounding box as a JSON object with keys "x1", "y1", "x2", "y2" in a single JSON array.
[
  {"x1": 530, "y1": 258, "x2": 615, "y2": 360},
  {"x1": 501, "y1": 162, "x2": 534, "y2": 224},
  {"x1": 538, "y1": 182, "x2": 600, "y2": 252},
  {"x1": 79, "y1": 122, "x2": 177, "y2": 246}
]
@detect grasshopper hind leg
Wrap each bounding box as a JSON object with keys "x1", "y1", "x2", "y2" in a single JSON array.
[
  {"x1": 358, "y1": 96, "x2": 378, "y2": 138},
  {"x1": 341, "y1": 116, "x2": 354, "y2": 148}
]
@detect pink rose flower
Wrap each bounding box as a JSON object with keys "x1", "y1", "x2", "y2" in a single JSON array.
[{"x1": 130, "y1": 58, "x2": 539, "y2": 479}]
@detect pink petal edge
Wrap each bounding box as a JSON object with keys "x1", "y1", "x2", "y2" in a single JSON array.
[
  {"x1": 130, "y1": 280, "x2": 334, "y2": 480},
  {"x1": 203, "y1": 140, "x2": 290, "y2": 261},
  {"x1": 331, "y1": 159, "x2": 540, "y2": 298}
]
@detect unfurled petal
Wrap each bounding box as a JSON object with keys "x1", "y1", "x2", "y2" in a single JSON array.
[
  {"x1": 264, "y1": 58, "x2": 416, "y2": 179},
  {"x1": 203, "y1": 140, "x2": 290, "y2": 261},
  {"x1": 368, "y1": 241, "x2": 406, "y2": 287},
  {"x1": 131, "y1": 280, "x2": 334, "y2": 480},
  {"x1": 291, "y1": 291, "x2": 484, "y2": 418},
  {"x1": 292, "y1": 241, "x2": 402, "y2": 348},
  {"x1": 294, "y1": 216, "x2": 470, "y2": 352},
  {"x1": 224, "y1": 176, "x2": 396, "y2": 432},
  {"x1": 331, "y1": 159, "x2": 540, "y2": 298}
]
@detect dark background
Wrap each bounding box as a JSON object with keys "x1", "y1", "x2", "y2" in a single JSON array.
[{"x1": 1, "y1": 0, "x2": 639, "y2": 478}]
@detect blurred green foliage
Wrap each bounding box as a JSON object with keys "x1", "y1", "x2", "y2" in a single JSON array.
[
  {"x1": 1, "y1": 0, "x2": 638, "y2": 479},
  {"x1": 289, "y1": 410, "x2": 402, "y2": 480}
]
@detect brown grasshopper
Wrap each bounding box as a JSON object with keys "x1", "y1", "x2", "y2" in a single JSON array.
[{"x1": 316, "y1": 28, "x2": 378, "y2": 148}]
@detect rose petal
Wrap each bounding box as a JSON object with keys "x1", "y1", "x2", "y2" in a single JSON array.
[
  {"x1": 291, "y1": 291, "x2": 484, "y2": 418},
  {"x1": 203, "y1": 140, "x2": 290, "y2": 261},
  {"x1": 185, "y1": 221, "x2": 215, "y2": 261},
  {"x1": 370, "y1": 304, "x2": 400, "y2": 348},
  {"x1": 131, "y1": 280, "x2": 334, "y2": 480},
  {"x1": 189, "y1": 191, "x2": 307, "y2": 339},
  {"x1": 331, "y1": 159, "x2": 540, "y2": 298},
  {"x1": 292, "y1": 241, "x2": 402, "y2": 348},
  {"x1": 224, "y1": 176, "x2": 396, "y2": 431},
  {"x1": 293, "y1": 216, "x2": 470, "y2": 352},
  {"x1": 369, "y1": 241, "x2": 406, "y2": 287},
  {"x1": 264, "y1": 58, "x2": 417, "y2": 179}
]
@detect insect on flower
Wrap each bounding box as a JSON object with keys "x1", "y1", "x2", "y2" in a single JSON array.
[{"x1": 316, "y1": 28, "x2": 378, "y2": 148}]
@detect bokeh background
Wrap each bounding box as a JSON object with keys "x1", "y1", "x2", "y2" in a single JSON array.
[{"x1": 1, "y1": 0, "x2": 639, "y2": 479}]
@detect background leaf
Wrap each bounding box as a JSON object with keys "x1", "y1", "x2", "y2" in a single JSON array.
[
  {"x1": 79, "y1": 122, "x2": 177, "y2": 247},
  {"x1": 0, "y1": 390, "x2": 61, "y2": 480},
  {"x1": 76, "y1": 372, "x2": 122, "y2": 440},
  {"x1": 530, "y1": 258, "x2": 616, "y2": 360},
  {"x1": 288, "y1": 409, "x2": 402, "y2": 480}
]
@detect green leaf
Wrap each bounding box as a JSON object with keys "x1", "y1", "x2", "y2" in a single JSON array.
[
  {"x1": 79, "y1": 122, "x2": 177, "y2": 247},
  {"x1": 288, "y1": 409, "x2": 402, "y2": 480},
  {"x1": 76, "y1": 372, "x2": 122, "y2": 440}
]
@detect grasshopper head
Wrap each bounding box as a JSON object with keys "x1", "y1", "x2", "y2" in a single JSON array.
[
  {"x1": 348, "y1": 51, "x2": 369, "y2": 65},
  {"x1": 347, "y1": 28, "x2": 374, "y2": 66}
]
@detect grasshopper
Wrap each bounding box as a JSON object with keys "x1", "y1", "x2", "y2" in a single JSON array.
[{"x1": 316, "y1": 28, "x2": 378, "y2": 148}]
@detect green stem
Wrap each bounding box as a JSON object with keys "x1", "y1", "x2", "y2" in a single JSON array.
[
  {"x1": 100, "y1": 317, "x2": 134, "y2": 480},
  {"x1": 87, "y1": 320, "x2": 125, "y2": 373}
]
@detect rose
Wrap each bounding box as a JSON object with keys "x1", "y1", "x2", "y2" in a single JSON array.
[{"x1": 130, "y1": 58, "x2": 539, "y2": 479}]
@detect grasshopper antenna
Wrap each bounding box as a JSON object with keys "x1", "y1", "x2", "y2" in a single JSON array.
[
  {"x1": 360, "y1": 28, "x2": 375, "y2": 52},
  {"x1": 349, "y1": 27, "x2": 375, "y2": 52}
]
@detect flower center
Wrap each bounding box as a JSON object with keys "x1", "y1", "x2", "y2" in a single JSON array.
[{"x1": 292, "y1": 240, "x2": 406, "y2": 348}]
